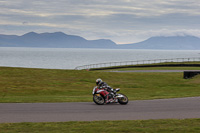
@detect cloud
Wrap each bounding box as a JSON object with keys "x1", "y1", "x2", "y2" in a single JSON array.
[
  {"x1": 134, "y1": 29, "x2": 200, "y2": 38},
  {"x1": 1, "y1": 0, "x2": 200, "y2": 43},
  {"x1": 2, "y1": 0, "x2": 200, "y2": 17}
]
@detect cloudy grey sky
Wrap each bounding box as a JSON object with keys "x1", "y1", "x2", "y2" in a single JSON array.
[{"x1": 1, "y1": 0, "x2": 200, "y2": 44}]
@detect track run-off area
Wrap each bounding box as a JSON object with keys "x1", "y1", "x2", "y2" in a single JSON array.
[{"x1": 0, "y1": 97, "x2": 200, "y2": 123}]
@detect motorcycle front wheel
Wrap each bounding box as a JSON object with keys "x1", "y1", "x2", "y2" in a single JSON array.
[
  {"x1": 93, "y1": 94, "x2": 105, "y2": 105},
  {"x1": 118, "y1": 93, "x2": 128, "y2": 105}
]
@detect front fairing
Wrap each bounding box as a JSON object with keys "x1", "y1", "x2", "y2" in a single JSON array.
[{"x1": 92, "y1": 86, "x2": 98, "y2": 95}]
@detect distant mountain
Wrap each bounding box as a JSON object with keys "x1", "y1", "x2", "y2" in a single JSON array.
[
  {"x1": 119, "y1": 36, "x2": 200, "y2": 50},
  {"x1": 0, "y1": 32, "x2": 200, "y2": 49},
  {"x1": 0, "y1": 32, "x2": 117, "y2": 48}
]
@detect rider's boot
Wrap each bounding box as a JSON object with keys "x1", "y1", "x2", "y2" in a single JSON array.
[{"x1": 105, "y1": 95, "x2": 110, "y2": 104}]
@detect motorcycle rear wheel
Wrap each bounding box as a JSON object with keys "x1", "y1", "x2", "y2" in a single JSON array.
[
  {"x1": 93, "y1": 94, "x2": 105, "y2": 105},
  {"x1": 118, "y1": 93, "x2": 128, "y2": 105}
]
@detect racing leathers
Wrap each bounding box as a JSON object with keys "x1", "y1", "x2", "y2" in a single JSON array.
[{"x1": 97, "y1": 81, "x2": 114, "y2": 103}]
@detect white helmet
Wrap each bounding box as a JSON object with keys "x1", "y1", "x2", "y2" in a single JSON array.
[{"x1": 96, "y1": 78, "x2": 102, "y2": 85}]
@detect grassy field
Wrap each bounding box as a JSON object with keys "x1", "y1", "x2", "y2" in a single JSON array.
[
  {"x1": 0, "y1": 66, "x2": 200, "y2": 132},
  {"x1": 0, "y1": 66, "x2": 200, "y2": 103},
  {"x1": 0, "y1": 119, "x2": 200, "y2": 133}
]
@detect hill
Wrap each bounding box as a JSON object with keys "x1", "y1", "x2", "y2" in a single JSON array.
[
  {"x1": 119, "y1": 36, "x2": 200, "y2": 50},
  {"x1": 0, "y1": 32, "x2": 200, "y2": 49},
  {"x1": 0, "y1": 32, "x2": 117, "y2": 48}
]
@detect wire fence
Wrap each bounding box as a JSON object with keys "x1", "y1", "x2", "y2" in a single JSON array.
[{"x1": 75, "y1": 57, "x2": 200, "y2": 70}]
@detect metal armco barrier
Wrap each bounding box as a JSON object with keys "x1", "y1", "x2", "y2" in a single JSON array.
[{"x1": 75, "y1": 57, "x2": 200, "y2": 70}]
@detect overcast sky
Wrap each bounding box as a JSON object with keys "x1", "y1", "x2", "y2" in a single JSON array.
[{"x1": 1, "y1": 0, "x2": 200, "y2": 44}]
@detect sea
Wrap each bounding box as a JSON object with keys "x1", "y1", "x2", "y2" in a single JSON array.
[{"x1": 0, "y1": 47, "x2": 200, "y2": 69}]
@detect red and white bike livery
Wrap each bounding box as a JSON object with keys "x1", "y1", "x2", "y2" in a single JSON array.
[{"x1": 92, "y1": 86, "x2": 128, "y2": 105}]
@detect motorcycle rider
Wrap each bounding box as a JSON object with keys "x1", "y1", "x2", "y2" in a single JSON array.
[{"x1": 96, "y1": 78, "x2": 115, "y2": 103}]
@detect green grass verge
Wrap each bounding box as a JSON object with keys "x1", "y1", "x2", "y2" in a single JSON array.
[
  {"x1": 91, "y1": 61, "x2": 200, "y2": 70},
  {"x1": 0, "y1": 66, "x2": 200, "y2": 103},
  {"x1": 111, "y1": 66, "x2": 200, "y2": 71},
  {"x1": 0, "y1": 119, "x2": 200, "y2": 133}
]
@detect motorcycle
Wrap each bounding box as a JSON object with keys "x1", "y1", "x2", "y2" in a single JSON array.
[{"x1": 92, "y1": 86, "x2": 128, "y2": 105}]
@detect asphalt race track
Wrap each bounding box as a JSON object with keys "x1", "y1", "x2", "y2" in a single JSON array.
[{"x1": 0, "y1": 97, "x2": 200, "y2": 123}]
